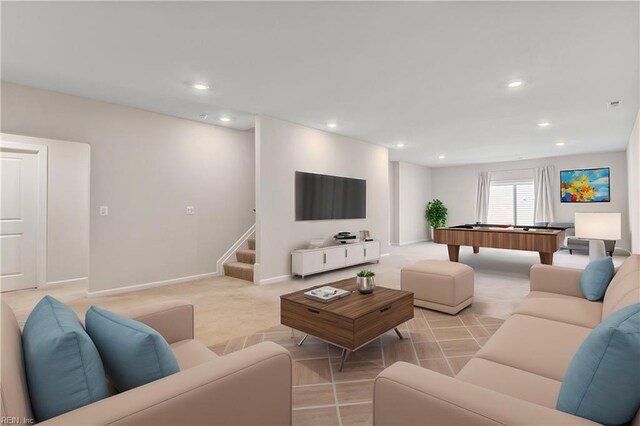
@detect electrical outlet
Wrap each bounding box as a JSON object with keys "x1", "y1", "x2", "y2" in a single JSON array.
[
  {"x1": 99, "y1": 206, "x2": 108, "y2": 216},
  {"x1": 186, "y1": 206, "x2": 195, "y2": 215}
]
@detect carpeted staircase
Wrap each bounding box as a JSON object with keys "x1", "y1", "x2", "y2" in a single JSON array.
[{"x1": 223, "y1": 238, "x2": 255, "y2": 282}]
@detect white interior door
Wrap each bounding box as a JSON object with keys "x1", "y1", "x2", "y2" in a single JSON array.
[{"x1": 1, "y1": 150, "x2": 40, "y2": 291}]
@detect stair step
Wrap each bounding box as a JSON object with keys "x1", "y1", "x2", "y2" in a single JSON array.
[
  {"x1": 248, "y1": 238, "x2": 255, "y2": 250},
  {"x1": 236, "y1": 249, "x2": 256, "y2": 264},
  {"x1": 224, "y1": 262, "x2": 254, "y2": 282}
]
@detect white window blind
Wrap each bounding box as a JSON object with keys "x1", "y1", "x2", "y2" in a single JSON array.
[
  {"x1": 487, "y1": 184, "x2": 514, "y2": 224},
  {"x1": 516, "y1": 183, "x2": 535, "y2": 226},
  {"x1": 487, "y1": 179, "x2": 535, "y2": 226}
]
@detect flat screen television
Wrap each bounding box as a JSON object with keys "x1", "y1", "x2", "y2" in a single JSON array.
[{"x1": 295, "y1": 171, "x2": 366, "y2": 220}]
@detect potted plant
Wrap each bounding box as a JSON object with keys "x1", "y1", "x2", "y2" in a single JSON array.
[
  {"x1": 356, "y1": 270, "x2": 375, "y2": 294},
  {"x1": 425, "y1": 199, "x2": 448, "y2": 240}
]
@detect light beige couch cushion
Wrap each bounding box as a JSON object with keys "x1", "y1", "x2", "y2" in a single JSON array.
[
  {"x1": 513, "y1": 291, "x2": 602, "y2": 328},
  {"x1": 170, "y1": 340, "x2": 218, "y2": 371},
  {"x1": 456, "y1": 358, "x2": 562, "y2": 408},
  {"x1": 602, "y1": 269, "x2": 640, "y2": 320},
  {"x1": 374, "y1": 362, "x2": 599, "y2": 426},
  {"x1": 475, "y1": 314, "x2": 591, "y2": 381},
  {"x1": 0, "y1": 302, "x2": 33, "y2": 421}
]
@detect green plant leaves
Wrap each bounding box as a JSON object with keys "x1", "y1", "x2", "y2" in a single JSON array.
[{"x1": 425, "y1": 199, "x2": 448, "y2": 228}]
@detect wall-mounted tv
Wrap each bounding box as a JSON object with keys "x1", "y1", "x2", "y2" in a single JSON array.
[{"x1": 295, "y1": 171, "x2": 366, "y2": 220}]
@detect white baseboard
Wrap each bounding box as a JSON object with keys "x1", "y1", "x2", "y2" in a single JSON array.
[
  {"x1": 45, "y1": 277, "x2": 88, "y2": 287},
  {"x1": 259, "y1": 274, "x2": 291, "y2": 285},
  {"x1": 398, "y1": 239, "x2": 429, "y2": 246},
  {"x1": 87, "y1": 271, "x2": 220, "y2": 298}
]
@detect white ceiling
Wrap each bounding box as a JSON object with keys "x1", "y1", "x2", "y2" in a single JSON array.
[{"x1": 2, "y1": 1, "x2": 638, "y2": 166}]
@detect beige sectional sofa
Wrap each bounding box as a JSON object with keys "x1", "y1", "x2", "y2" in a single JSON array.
[
  {"x1": 1, "y1": 300, "x2": 292, "y2": 425},
  {"x1": 374, "y1": 254, "x2": 640, "y2": 426}
]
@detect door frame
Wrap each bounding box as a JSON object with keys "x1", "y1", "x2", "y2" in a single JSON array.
[{"x1": 0, "y1": 139, "x2": 48, "y2": 288}]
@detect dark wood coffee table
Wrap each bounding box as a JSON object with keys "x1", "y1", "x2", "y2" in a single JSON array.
[{"x1": 281, "y1": 278, "x2": 414, "y2": 370}]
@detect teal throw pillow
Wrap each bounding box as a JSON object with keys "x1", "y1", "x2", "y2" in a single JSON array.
[
  {"x1": 22, "y1": 296, "x2": 109, "y2": 421},
  {"x1": 579, "y1": 256, "x2": 614, "y2": 301},
  {"x1": 557, "y1": 303, "x2": 640, "y2": 425},
  {"x1": 85, "y1": 305, "x2": 179, "y2": 392}
]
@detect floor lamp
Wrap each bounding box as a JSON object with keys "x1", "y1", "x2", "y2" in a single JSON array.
[{"x1": 574, "y1": 212, "x2": 621, "y2": 261}]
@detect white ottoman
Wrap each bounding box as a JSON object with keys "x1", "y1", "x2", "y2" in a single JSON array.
[{"x1": 401, "y1": 260, "x2": 474, "y2": 315}]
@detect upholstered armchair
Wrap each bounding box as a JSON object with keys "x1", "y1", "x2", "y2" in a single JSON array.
[{"x1": 1, "y1": 300, "x2": 292, "y2": 425}]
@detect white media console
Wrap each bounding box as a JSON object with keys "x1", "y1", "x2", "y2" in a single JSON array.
[{"x1": 291, "y1": 240, "x2": 380, "y2": 278}]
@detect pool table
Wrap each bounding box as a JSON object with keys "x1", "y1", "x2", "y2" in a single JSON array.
[{"x1": 433, "y1": 224, "x2": 568, "y2": 265}]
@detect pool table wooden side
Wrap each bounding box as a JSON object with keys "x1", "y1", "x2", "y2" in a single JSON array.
[{"x1": 433, "y1": 227, "x2": 565, "y2": 265}]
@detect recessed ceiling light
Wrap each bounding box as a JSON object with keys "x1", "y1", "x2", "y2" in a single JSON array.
[
  {"x1": 507, "y1": 81, "x2": 523, "y2": 88},
  {"x1": 199, "y1": 114, "x2": 208, "y2": 119},
  {"x1": 327, "y1": 122, "x2": 337, "y2": 128},
  {"x1": 192, "y1": 83, "x2": 209, "y2": 90},
  {"x1": 538, "y1": 122, "x2": 551, "y2": 127},
  {"x1": 438, "y1": 155, "x2": 445, "y2": 159},
  {"x1": 555, "y1": 141, "x2": 565, "y2": 146},
  {"x1": 396, "y1": 143, "x2": 404, "y2": 148},
  {"x1": 219, "y1": 116, "x2": 231, "y2": 122}
]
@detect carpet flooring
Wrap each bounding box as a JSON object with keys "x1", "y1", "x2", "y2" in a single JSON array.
[
  {"x1": 2, "y1": 243, "x2": 627, "y2": 348},
  {"x1": 209, "y1": 306, "x2": 505, "y2": 426}
]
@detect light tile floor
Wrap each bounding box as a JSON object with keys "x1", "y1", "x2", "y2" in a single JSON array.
[{"x1": 209, "y1": 308, "x2": 504, "y2": 426}]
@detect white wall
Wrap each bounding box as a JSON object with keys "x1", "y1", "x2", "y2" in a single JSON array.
[
  {"x1": 390, "y1": 161, "x2": 432, "y2": 245},
  {"x1": 431, "y1": 151, "x2": 631, "y2": 250},
  {"x1": 1, "y1": 82, "x2": 255, "y2": 294},
  {"x1": 1, "y1": 133, "x2": 90, "y2": 285},
  {"x1": 255, "y1": 116, "x2": 389, "y2": 283},
  {"x1": 389, "y1": 162, "x2": 399, "y2": 244},
  {"x1": 628, "y1": 109, "x2": 640, "y2": 254}
]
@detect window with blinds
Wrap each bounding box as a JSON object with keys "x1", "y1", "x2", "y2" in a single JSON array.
[{"x1": 487, "y1": 180, "x2": 535, "y2": 226}]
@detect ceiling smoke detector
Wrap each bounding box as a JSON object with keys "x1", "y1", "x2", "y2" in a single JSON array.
[{"x1": 608, "y1": 100, "x2": 621, "y2": 108}]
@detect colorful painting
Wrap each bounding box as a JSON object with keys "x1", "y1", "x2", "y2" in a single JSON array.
[{"x1": 560, "y1": 168, "x2": 610, "y2": 203}]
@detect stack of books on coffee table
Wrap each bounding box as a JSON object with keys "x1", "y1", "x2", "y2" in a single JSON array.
[{"x1": 304, "y1": 286, "x2": 351, "y2": 303}]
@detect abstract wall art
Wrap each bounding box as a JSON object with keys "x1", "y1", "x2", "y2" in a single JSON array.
[{"x1": 560, "y1": 167, "x2": 610, "y2": 203}]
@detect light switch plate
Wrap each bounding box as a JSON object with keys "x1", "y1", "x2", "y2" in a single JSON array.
[
  {"x1": 99, "y1": 206, "x2": 108, "y2": 216},
  {"x1": 186, "y1": 206, "x2": 195, "y2": 215}
]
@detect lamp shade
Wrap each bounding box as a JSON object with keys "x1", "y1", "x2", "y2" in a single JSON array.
[{"x1": 575, "y1": 212, "x2": 622, "y2": 240}]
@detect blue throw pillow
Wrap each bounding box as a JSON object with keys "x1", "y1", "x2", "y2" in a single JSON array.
[
  {"x1": 22, "y1": 296, "x2": 109, "y2": 421},
  {"x1": 579, "y1": 256, "x2": 614, "y2": 301},
  {"x1": 557, "y1": 303, "x2": 640, "y2": 425},
  {"x1": 85, "y1": 306, "x2": 179, "y2": 392}
]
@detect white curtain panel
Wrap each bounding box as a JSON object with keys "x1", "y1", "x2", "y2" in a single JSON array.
[
  {"x1": 475, "y1": 172, "x2": 491, "y2": 223},
  {"x1": 534, "y1": 166, "x2": 555, "y2": 223}
]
